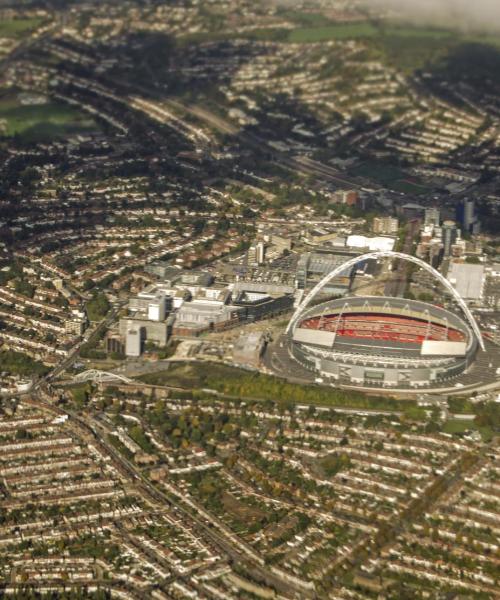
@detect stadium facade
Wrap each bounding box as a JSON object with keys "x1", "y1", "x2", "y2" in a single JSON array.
[
  {"x1": 285, "y1": 251, "x2": 483, "y2": 389},
  {"x1": 289, "y1": 296, "x2": 478, "y2": 388}
]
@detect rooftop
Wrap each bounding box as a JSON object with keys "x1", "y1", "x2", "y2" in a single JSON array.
[{"x1": 447, "y1": 262, "x2": 485, "y2": 301}]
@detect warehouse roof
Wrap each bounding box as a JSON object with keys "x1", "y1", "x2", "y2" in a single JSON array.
[{"x1": 447, "y1": 263, "x2": 485, "y2": 300}]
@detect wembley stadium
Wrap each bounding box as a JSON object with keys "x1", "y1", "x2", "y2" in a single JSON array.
[
  {"x1": 288, "y1": 296, "x2": 479, "y2": 388},
  {"x1": 281, "y1": 251, "x2": 487, "y2": 389}
]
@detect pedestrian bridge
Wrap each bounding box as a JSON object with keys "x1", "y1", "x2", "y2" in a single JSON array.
[{"x1": 72, "y1": 369, "x2": 134, "y2": 385}]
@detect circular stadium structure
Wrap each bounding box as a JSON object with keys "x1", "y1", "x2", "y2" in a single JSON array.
[
  {"x1": 285, "y1": 252, "x2": 483, "y2": 389},
  {"x1": 289, "y1": 296, "x2": 478, "y2": 388}
]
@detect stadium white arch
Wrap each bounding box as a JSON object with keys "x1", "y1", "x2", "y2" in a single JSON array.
[{"x1": 286, "y1": 251, "x2": 485, "y2": 351}]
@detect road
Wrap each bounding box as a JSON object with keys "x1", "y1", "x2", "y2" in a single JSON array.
[
  {"x1": 26, "y1": 393, "x2": 311, "y2": 599},
  {"x1": 43, "y1": 304, "x2": 124, "y2": 385},
  {"x1": 384, "y1": 218, "x2": 420, "y2": 298}
]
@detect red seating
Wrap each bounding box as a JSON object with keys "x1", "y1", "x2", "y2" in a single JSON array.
[{"x1": 300, "y1": 312, "x2": 465, "y2": 345}]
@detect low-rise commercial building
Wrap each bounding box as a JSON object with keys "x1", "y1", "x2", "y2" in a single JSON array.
[
  {"x1": 447, "y1": 262, "x2": 485, "y2": 302},
  {"x1": 120, "y1": 317, "x2": 168, "y2": 345},
  {"x1": 233, "y1": 331, "x2": 267, "y2": 367},
  {"x1": 172, "y1": 300, "x2": 244, "y2": 336}
]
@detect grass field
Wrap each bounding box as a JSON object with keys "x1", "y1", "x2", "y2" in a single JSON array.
[
  {"x1": 390, "y1": 179, "x2": 431, "y2": 195},
  {"x1": 222, "y1": 491, "x2": 266, "y2": 525},
  {"x1": 185, "y1": 21, "x2": 478, "y2": 45},
  {"x1": 287, "y1": 21, "x2": 499, "y2": 46},
  {"x1": 288, "y1": 22, "x2": 379, "y2": 43},
  {"x1": 443, "y1": 418, "x2": 493, "y2": 442},
  {"x1": 443, "y1": 419, "x2": 475, "y2": 434},
  {"x1": 286, "y1": 22, "x2": 500, "y2": 72},
  {"x1": 182, "y1": 20, "x2": 500, "y2": 75},
  {"x1": 351, "y1": 160, "x2": 430, "y2": 195},
  {"x1": 0, "y1": 94, "x2": 96, "y2": 141},
  {"x1": 0, "y1": 18, "x2": 45, "y2": 39},
  {"x1": 352, "y1": 160, "x2": 406, "y2": 182}
]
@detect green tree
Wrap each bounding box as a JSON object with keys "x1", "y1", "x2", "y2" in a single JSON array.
[{"x1": 86, "y1": 293, "x2": 110, "y2": 321}]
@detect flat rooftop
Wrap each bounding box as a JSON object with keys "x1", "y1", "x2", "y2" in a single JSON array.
[{"x1": 447, "y1": 263, "x2": 485, "y2": 301}]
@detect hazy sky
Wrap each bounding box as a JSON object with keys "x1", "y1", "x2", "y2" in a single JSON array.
[{"x1": 366, "y1": 0, "x2": 500, "y2": 32}]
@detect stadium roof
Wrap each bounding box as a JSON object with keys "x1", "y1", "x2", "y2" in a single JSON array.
[
  {"x1": 293, "y1": 328, "x2": 336, "y2": 347},
  {"x1": 421, "y1": 341, "x2": 467, "y2": 356}
]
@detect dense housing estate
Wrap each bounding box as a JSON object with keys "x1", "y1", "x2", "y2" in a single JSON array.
[{"x1": 0, "y1": 0, "x2": 498, "y2": 598}]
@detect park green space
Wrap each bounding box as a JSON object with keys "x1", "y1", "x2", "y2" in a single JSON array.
[
  {"x1": 285, "y1": 19, "x2": 500, "y2": 48},
  {"x1": 135, "y1": 361, "x2": 500, "y2": 441},
  {"x1": 85, "y1": 292, "x2": 111, "y2": 322},
  {"x1": 287, "y1": 21, "x2": 455, "y2": 44},
  {"x1": 183, "y1": 19, "x2": 495, "y2": 45},
  {"x1": 288, "y1": 22, "x2": 380, "y2": 43},
  {"x1": 351, "y1": 160, "x2": 431, "y2": 195},
  {"x1": 182, "y1": 19, "x2": 500, "y2": 74},
  {"x1": 288, "y1": 23, "x2": 500, "y2": 74},
  {"x1": 0, "y1": 17, "x2": 44, "y2": 39},
  {"x1": 137, "y1": 361, "x2": 419, "y2": 414},
  {"x1": 442, "y1": 418, "x2": 493, "y2": 442},
  {"x1": 0, "y1": 350, "x2": 49, "y2": 377},
  {"x1": 0, "y1": 94, "x2": 97, "y2": 141}
]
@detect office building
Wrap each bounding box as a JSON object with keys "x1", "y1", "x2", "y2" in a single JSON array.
[
  {"x1": 232, "y1": 290, "x2": 294, "y2": 322},
  {"x1": 333, "y1": 190, "x2": 358, "y2": 206},
  {"x1": 372, "y1": 217, "x2": 399, "y2": 235},
  {"x1": 172, "y1": 300, "x2": 244, "y2": 336},
  {"x1": 126, "y1": 329, "x2": 142, "y2": 358},
  {"x1": 247, "y1": 241, "x2": 266, "y2": 266},
  {"x1": 424, "y1": 207, "x2": 440, "y2": 228},
  {"x1": 65, "y1": 318, "x2": 86, "y2": 336},
  {"x1": 120, "y1": 318, "x2": 168, "y2": 345},
  {"x1": 129, "y1": 289, "x2": 171, "y2": 318},
  {"x1": 106, "y1": 332, "x2": 125, "y2": 355},
  {"x1": 296, "y1": 251, "x2": 357, "y2": 291},
  {"x1": 456, "y1": 199, "x2": 480, "y2": 235},
  {"x1": 145, "y1": 262, "x2": 183, "y2": 283},
  {"x1": 148, "y1": 294, "x2": 167, "y2": 322},
  {"x1": 441, "y1": 221, "x2": 458, "y2": 257}
]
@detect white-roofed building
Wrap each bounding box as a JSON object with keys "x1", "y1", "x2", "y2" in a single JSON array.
[
  {"x1": 447, "y1": 262, "x2": 485, "y2": 302},
  {"x1": 346, "y1": 235, "x2": 395, "y2": 252},
  {"x1": 172, "y1": 299, "x2": 244, "y2": 335}
]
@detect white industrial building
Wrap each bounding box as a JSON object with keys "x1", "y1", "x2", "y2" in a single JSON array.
[
  {"x1": 447, "y1": 262, "x2": 485, "y2": 302},
  {"x1": 173, "y1": 299, "x2": 243, "y2": 335},
  {"x1": 346, "y1": 235, "x2": 395, "y2": 252}
]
